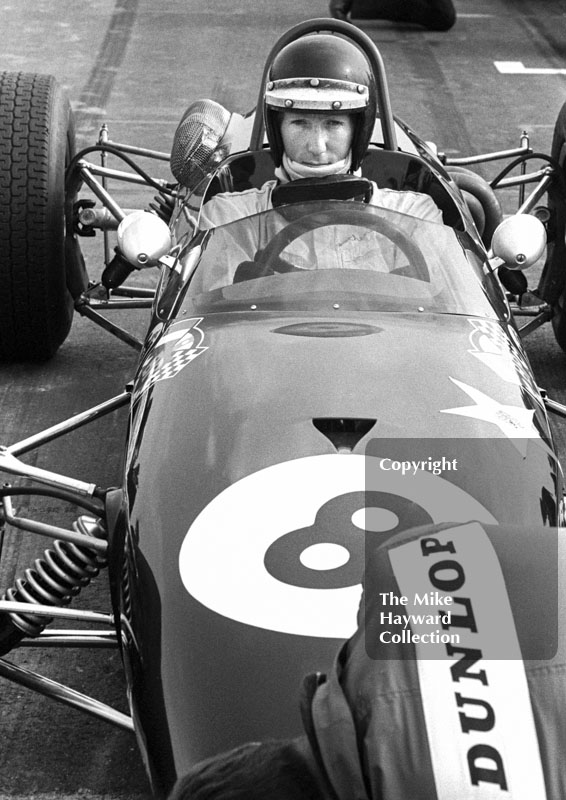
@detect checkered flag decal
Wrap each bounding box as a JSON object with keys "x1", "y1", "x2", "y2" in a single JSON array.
[{"x1": 135, "y1": 318, "x2": 207, "y2": 398}]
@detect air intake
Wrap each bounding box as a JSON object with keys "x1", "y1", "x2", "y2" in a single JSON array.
[{"x1": 313, "y1": 418, "x2": 376, "y2": 453}]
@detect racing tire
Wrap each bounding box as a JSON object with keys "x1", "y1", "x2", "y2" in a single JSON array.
[
  {"x1": 445, "y1": 166, "x2": 503, "y2": 248},
  {"x1": 547, "y1": 101, "x2": 566, "y2": 353},
  {"x1": 0, "y1": 71, "x2": 77, "y2": 361}
]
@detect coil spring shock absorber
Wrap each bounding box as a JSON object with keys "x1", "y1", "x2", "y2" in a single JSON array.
[{"x1": 0, "y1": 515, "x2": 107, "y2": 655}]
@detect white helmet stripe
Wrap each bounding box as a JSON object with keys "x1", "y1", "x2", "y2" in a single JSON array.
[{"x1": 265, "y1": 77, "x2": 369, "y2": 111}]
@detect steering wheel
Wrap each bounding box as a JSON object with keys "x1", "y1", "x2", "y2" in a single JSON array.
[{"x1": 250, "y1": 204, "x2": 430, "y2": 280}]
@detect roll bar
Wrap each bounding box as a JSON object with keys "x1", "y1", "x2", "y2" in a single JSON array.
[{"x1": 250, "y1": 17, "x2": 398, "y2": 152}]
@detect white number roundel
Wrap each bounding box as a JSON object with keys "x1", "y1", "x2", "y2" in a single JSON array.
[{"x1": 178, "y1": 454, "x2": 495, "y2": 639}]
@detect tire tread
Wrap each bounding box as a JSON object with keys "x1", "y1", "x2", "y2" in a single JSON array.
[{"x1": 0, "y1": 71, "x2": 74, "y2": 361}]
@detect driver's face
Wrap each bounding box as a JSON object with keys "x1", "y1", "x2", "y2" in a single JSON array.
[{"x1": 280, "y1": 111, "x2": 355, "y2": 166}]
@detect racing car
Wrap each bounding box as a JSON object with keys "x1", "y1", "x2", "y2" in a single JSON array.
[{"x1": 0, "y1": 16, "x2": 565, "y2": 798}]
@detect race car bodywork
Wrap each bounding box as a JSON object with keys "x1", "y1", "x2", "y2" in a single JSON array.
[
  {"x1": 122, "y1": 306, "x2": 559, "y2": 787},
  {"x1": 0, "y1": 16, "x2": 565, "y2": 798}
]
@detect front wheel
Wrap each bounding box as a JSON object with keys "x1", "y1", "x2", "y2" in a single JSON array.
[{"x1": 0, "y1": 71, "x2": 76, "y2": 361}]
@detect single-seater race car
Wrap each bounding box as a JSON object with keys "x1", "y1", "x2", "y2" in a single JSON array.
[{"x1": 0, "y1": 17, "x2": 565, "y2": 798}]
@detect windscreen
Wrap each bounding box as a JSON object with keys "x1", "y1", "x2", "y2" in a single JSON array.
[{"x1": 174, "y1": 200, "x2": 501, "y2": 317}]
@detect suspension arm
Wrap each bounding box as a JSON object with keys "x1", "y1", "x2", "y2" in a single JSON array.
[
  {"x1": 81, "y1": 160, "x2": 173, "y2": 188},
  {"x1": 18, "y1": 630, "x2": 118, "y2": 648},
  {"x1": 0, "y1": 448, "x2": 98, "y2": 497},
  {"x1": 0, "y1": 658, "x2": 134, "y2": 731},
  {"x1": 1, "y1": 496, "x2": 107, "y2": 554},
  {"x1": 6, "y1": 391, "x2": 130, "y2": 457},
  {"x1": 443, "y1": 143, "x2": 531, "y2": 166},
  {"x1": 0, "y1": 601, "x2": 113, "y2": 624}
]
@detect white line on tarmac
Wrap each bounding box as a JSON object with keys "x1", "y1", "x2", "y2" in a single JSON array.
[{"x1": 495, "y1": 61, "x2": 566, "y2": 75}]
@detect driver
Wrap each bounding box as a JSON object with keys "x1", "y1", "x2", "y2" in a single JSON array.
[{"x1": 199, "y1": 32, "x2": 443, "y2": 230}]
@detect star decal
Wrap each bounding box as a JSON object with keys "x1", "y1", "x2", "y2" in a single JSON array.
[{"x1": 441, "y1": 378, "x2": 539, "y2": 456}]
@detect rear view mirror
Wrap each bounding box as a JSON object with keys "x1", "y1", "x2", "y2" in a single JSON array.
[
  {"x1": 117, "y1": 210, "x2": 172, "y2": 267},
  {"x1": 490, "y1": 214, "x2": 546, "y2": 270}
]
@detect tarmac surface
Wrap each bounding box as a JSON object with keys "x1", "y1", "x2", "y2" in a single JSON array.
[{"x1": 1, "y1": 0, "x2": 566, "y2": 797}]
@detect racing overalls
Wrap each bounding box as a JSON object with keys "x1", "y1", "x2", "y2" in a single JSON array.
[
  {"x1": 199, "y1": 179, "x2": 442, "y2": 231},
  {"x1": 196, "y1": 180, "x2": 443, "y2": 286}
]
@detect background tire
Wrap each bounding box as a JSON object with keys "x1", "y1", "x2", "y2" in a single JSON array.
[
  {"x1": 445, "y1": 166, "x2": 503, "y2": 248},
  {"x1": 544, "y1": 101, "x2": 566, "y2": 353},
  {"x1": 0, "y1": 72, "x2": 76, "y2": 361}
]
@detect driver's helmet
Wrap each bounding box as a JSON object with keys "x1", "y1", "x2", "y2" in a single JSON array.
[{"x1": 264, "y1": 33, "x2": 377, "y2": 171}]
